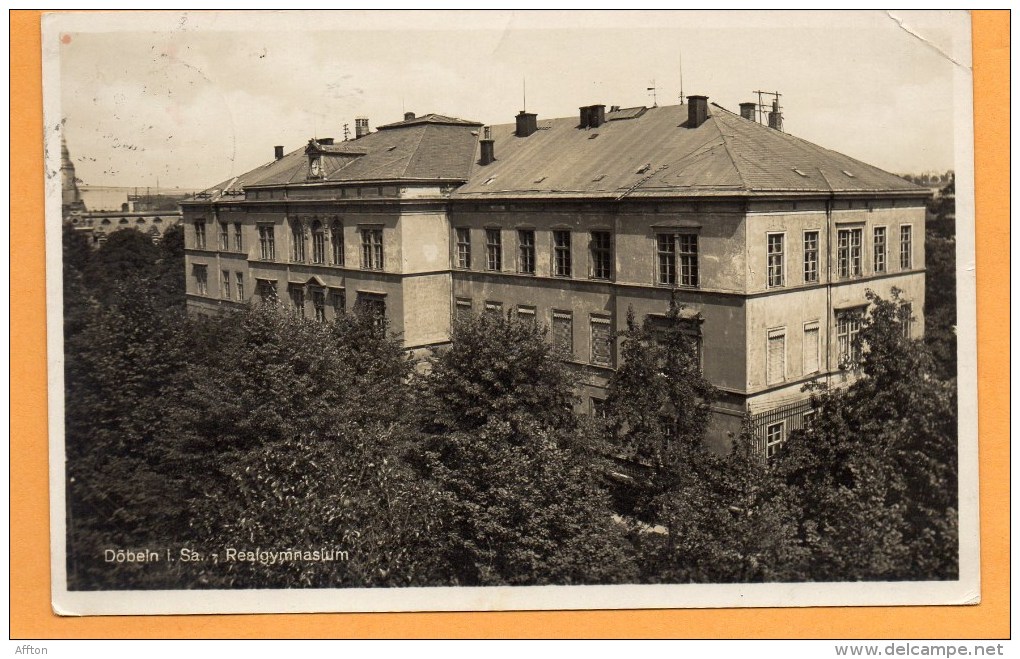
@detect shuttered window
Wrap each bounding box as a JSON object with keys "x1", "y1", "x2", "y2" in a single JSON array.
[
  {"x1": 803, "y1": 322, "x2": 820, "y2": 374},
  {"x1": 590, "y1": 315, "x2": 612, "y2": 366},
  {"x1": 552, "y1": 310, "x2": 573, "y2": 357},
  {"x1": 455, "y1": 297, "x2": 472, "y2": 320},
  {"x1": 766, "y1": 328, "x2": 786, "y2": 385}
]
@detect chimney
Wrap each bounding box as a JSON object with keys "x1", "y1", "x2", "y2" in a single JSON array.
[
  {"x1": 767, "y1": 99, "x2": 783, "y2": 131},
  {"x1": 404, "y1": 111, "x2": 415, "y2": 121},
  {"x1": 687, "y1": 95, "x2": 709, "y2": 128},
  {"x1": 479, "y1": 139, "x2": 495, "y2": 166},
  {"x1": 515, "y1": 110, "x2": 538, "y2": 137},
  {"x1": 355, "y1": 116, "x2": 370, "y2": 139},
  {"x1": 274, "y1": 145, "x2": 284, "y2": 160},
  {"x1": 739, "y1": 102, "x2": 757, "y2": 122},
  {"x1": 579, "y1": 104, "x2": 606, "y2": 129},
  {"x1": 318, "y1": 137, "x2": 334, "y2": 145}
]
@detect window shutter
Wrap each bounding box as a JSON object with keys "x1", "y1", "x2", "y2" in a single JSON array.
[{"x1": 767, "y1": 329, "x2": 786, "y2": 384}]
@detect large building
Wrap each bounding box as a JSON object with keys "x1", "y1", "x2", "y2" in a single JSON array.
[
  {"x1": 61, "y1": 134, "x2": 183, "y2": 245},
  {"x1": 182, "y1": 98, "x2": 928, "y2": 452}
]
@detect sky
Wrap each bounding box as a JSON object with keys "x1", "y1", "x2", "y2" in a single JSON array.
[{"x1": 51, "y1": 10, "x2": 970, "y2": 190}]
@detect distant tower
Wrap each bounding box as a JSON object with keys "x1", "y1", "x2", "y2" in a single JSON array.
[{"x1": 60, "y1": 133, "x2": 86, "y2": 218}]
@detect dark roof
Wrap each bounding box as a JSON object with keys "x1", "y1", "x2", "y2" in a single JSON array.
[
  {"x1": 377, "y1": 113, "x2": 484, "y2": 130},
  {"x1": 453, "y1": 102, "x2": 927, "y2": 200},
  {"x1": 194, "y1": 118, "x2": 482, "y2": 200}
]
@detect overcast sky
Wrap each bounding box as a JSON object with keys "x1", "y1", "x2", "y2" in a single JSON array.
[{"x1": 51, "y1": 10, "x2": 970, "y2": 190}]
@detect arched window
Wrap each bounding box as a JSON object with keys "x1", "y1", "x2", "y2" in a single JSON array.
[
  {"x1": 330, "y1": 219, "x2": 344, "y2": 266},
  {"x1": 311, "y1": 220, "x2": 325, "y2": 264},
  {"x1": 101, "y1": 218, "x2": 111, "y2": 225},
  {"x1": 291, "y1": 218, "x2": 305, "y2": 262}
]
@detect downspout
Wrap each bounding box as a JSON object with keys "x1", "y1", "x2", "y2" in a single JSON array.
[{"x1": 825, "y1": 191, "x2": 834, "y2": 389}]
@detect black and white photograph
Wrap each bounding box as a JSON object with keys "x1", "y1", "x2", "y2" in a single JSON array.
[{"x1": 45, "y1": 10, "x2": 978, "y2": 615}]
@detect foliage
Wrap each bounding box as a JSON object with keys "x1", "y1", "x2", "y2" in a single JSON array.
[
  {"x1": 416, "y1": 417, "x2": 635, "y2": 586},
  {"x1": 776, "y1": 290, "x2": 958, "y2": 580},
  {"x1": 604, "y1": 296, "x2": 716, "y2": 466},
  {"x1": 413, "y1": 312, "x2": 634, "y2": 585},
  {"x1": 416, "y1": 311, "x2": 576, "y2": 433}
]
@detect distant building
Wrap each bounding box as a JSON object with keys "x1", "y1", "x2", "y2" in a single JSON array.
[
  {"x1": 182, "y1": 98, "x2": 929, "y2": 452},
  {"x1": 61, "y1": 136, "x2": 182, "y2": 245}
]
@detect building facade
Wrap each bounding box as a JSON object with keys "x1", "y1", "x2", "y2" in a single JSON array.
[{"x1": 182, "y1": 99, "x2": 928, "y2": 453}]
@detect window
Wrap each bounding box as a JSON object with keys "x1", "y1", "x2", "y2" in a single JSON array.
[
  {"x1": 837, "y1": 308, "x2": 864, "y2": 367},
  {"x1": 455, "y1": 297, "x2": 472, "y2": 320},
  {"x1": 311, "y1": 220, "x2": 326, "y2": 264},
  {"x1": 765, "y1": 421, "x2": 785, "y2": 459},
  {"x1": 646, "y1": 314, "x2": 703, "y2": 370},
  {"x1": 330, "y1": 289, "x2": 346, "y2": 316},
  {"x1": 803, "y1": 322, "x2": 820, "y2": 375},
  {"x1": 900, "y1": 225, "x2": 912, "y2": 269},
  {"x1": 235, "y1": 272, "x2": 244, "y2": 302},
  {"x1": 291, "y1": 221, "x2": 306, "y2": 262},
  {"x1": 657, "y1": 234, "x2": 676, "y2": 285},
  {"x1": 659, "y1": 233, "x2": 699, "y2": 287},
  {"x1": 802, "y1": 410, "x2": 816, "y2": 429},
  {"x1": 873, "y1": 227, "x2": 887, "y2": 273},
  {"x1": 678, "y1": 234, "x2": 699, "y2": 287},
  {"x1": 357, "y1": 293, "x2": 386, "y2": 329},
  {"x1": 591, "y1": 398, "x2": 608, "y2": 419},
  {"x1": 258, "y1": 224, "x2": 275, "y2": 260},
  {"x1": 194, "y1": 221, "x2": 206, "y2": 249},
  {"x1": 766, "y1": 328, "x2": 786, "y2": 385},
  {"x1": 256, "y1": 279, "x2": 277, "y2": 301},
  {"x1": 193, "y1": 265, "x2": 207, "y2": 295},
  {"x1": 837, "y1": 228, "x2": 863, "y2": 278},
  {"x1": 485, "y1": 228, "x2": 502, "y2": 271},
  {"x1": 219, "y1": 222, "x2": 229, "y2": 250},
  {"x1": 517, "y1": 305, "x2": 536, "y2": 324},
  {"x1": 553, "y1": 230, "x2": 571, "y2": 277},
  {"x1": 455, "y1": 228, "x2": 471, "y2": 269},
  {"x1": 312, "y1": 290, "x2": 326, "y2": 322},
  {"x1": 590, "y1": 231, "x2": 612, "y2": 280},
  {"x1": 552, "y1": 310, "x2": 573, "y2": 357},
  {"x1": 518, "y1": 229, "x2": 535, "y2": 274},
  {"x1": 484, "y1": 300, "x2": 503, "y2": 317},
  {"x1": 590, "y1": 315, "x2": 613, "y2": 366},
  {"x1": 290, "y1": 286, "x2": 305, "y2": 317},
  {"x1": 361, "y1": 228, "x2": 383, "y2": 270},
  {"x1": 901, "y1": 302, "x2": 913, "y2": 338},
  {"x1": 233, "y1": 222, "x2": 243, "y2": 251},
  {"x1": 221, "y1": 269, "x2": 231, "y2": 299},
  {"x1": 330, "y1": 221, "x2": 344, "y2": 266},
  {"x1": 803, "y1": 231, "x2": 819, "y2": 283},
  {"x1": 767, "y1": 233, "x2": 784, "y2": 287}
]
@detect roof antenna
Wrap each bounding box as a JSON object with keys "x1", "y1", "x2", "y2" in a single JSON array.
[
  {"x1": 647, "y1": 79, "x2": 658, "y2": 108},
  {"x1": 522, "y1": 77, "x2": 526, "y2": 112},
  {"x1": 679, "y1": 50, "x2": 684, "y2": 102}
]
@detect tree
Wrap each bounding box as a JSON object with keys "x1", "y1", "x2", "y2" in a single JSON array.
[
  {"x1": 776, "y1": 290, "x2": 958, "y2": 580},
  {"x1": 93, "y1": 228, "x2": 160, "y2": 300},
  {"x1": 417, "y1": 417, "x2": 636, "y2": 586},
  {"x1": 416, "y1": 311, "x2": 576, "y2": 433},
  {"x1": 153, "y1": 223, "x2": 186, "y2": 310},
  {"x1": 605, "y1": 297, "x2": 716, "y2": 467},
  {"x1": 412, "y1": 311, "x2": 635, "y2": 585}
]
